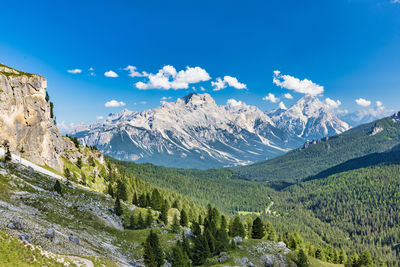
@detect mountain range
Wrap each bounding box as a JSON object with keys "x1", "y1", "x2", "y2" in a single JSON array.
[{"x1": 72, "y1": 93, "x2": 350, "y2": 168}]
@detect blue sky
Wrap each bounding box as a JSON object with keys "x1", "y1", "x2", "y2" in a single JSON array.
[{"x1": 1, "y1": 0, "x2": 400, "y2": 129}]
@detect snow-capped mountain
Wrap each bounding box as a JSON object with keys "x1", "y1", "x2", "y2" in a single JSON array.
[
  {"x1": 72, "y1": 93, "x2": 304, "y2": 168},
  {"x1": 267, "y1": 95, "x2": 350, "y2": 140},
  {"x1": 72, "y1": 93, "x2": 350, "y2": 169}
]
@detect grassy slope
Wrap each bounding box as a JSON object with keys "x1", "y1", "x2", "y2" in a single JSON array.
[{"x1": 234, "y1": 117, "x2": 400, "y2": 182}]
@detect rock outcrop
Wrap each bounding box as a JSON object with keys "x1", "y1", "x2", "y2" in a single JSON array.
[{"x1": 0, "y1": 64, "x2": 64, "y2": 171}]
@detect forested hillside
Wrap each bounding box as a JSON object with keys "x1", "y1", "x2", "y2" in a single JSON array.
[
  {"x1": 268, "y1": 164, "x2": 400, "y2": 266},
  {"x1": 234, "y1": 116, "x2": 400, "y2": 182},
  {"x1": 108, "y1": 158, "x2": 273, "y2": 215}
]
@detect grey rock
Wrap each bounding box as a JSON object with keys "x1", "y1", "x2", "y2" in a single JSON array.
[
  {"x1": 241, "y1": 257, "x2": 249, "y2": 264},
  {"x1": 18, "y1": 232, "x2": 31, "y2": 243},
  {"x1": 233, "y1": 236, "x2": 243, "y2": 244},
  {"x1": 44, "y1": 228, "x2": 56, "y2": 240},
  {"x1": 8, "y1": 217, "x2": 23, "y2": 230},
  {"x1": 69, "y1": 233, "x2": 80, "y2": 245},
  {"x1": 248, "y1": 262, "x2": 255, "y2": 267}
]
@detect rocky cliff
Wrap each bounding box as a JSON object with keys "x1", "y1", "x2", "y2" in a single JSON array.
[
  {"x1": 0, "y1": 64, "x2": 103, "y2": 172},
  {"x1": 0, "y1": 64, "x2": 65, "y2": 171}
]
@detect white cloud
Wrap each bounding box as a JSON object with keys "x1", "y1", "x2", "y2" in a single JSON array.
[
  {"x1": 89, "y1": 67, "x2": 94, "y2": 71},
  {"x1": 273, "y1": 70, "x2": 324, "y2": 95},
  {"x1": 212, "y1": 76, "x2": 246, "y2": 91},
  {"x1": 325, "y1": 97, "x2": 341, "y2": 109},
  {"x1": 263, "y1": 93, "x2": 280, "y2": 103},
  {"x1": 96, "y1": 116, "x2": 104, "y2": 120},
  {"x1": 68, "y1": 69, "x2": 82, "y2": 74},
  {"x1": 136, "y1": 65, "x2": 210, "y2": 90},
  {"x1": 355, "y1": 98, "x2": 371, "y2": 107},
  {"x1": 226, "y1": 99, "x2": 244, "y2": 107},
  {"x1": 279, "y1": 101, "x2": 287, "y2": 110},
  {"x1": 376, "y1": 101, "x2": 383, "y2": 108},
  {"x1": 284, "y1": 93, "x2": 293, "y2": 99},
  {"x1": 200, "y1": 86, "x2": 206, "y2": 91},
  {"x1": 124, "y1": 65, "x2": 145, "y2": 77},
  {"x1": 104, "y1": 100, "x2": 126, "y2": 107},
  {"x1": 161, "y1": 96, "x2": 172, "y2": 100},
  {"x1": 140, "y1": 101, "x2": 147, "y2": 105},
  {"x1": 104, "y1": 70, "x2": 119, "y2": 78},
  {"x1": 211, "y1": 77, "x2": 226, "y2": 91},
  {"x1": 223, "y1": 76, "x2": 247, "y2": 89}
]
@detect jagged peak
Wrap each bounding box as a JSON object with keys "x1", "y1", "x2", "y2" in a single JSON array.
[{"x1": 178, "y1": 93, "x2": 216, "y2": 107}]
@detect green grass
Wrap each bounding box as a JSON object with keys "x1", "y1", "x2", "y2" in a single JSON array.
[
  {"x1": 0, "y1": 230, "x2": 74, "y2": 267},
  {"x1": 0, "y1": 63, "x2": 39, "y2": 78}
]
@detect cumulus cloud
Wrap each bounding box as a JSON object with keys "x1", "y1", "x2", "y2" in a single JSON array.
[
  {"x1": 136, "y1": 65, "x2": 210, "y2": 90},
  {"x1": 161, "y1": 96, "x2": 172, "y2": 100},
  {"x1": 211, "y1": 77, "x2": 226, "y2": 91},
  {"x1": 104, "y1": 70, "x2": 119, "y2": 78},
  {"x1": 68, "y1": 69, "x2": 82, "y2": 74},
  {"x1": 273, "y1": 70, "x2": 324, "y2": 95},
  {"x1": 212, "y1": 76, "x2": 247, "y2": 91},
  {"x1": 325, "y1": 97, "x2": 341, "y2": 109},
  {"x1": 104, "y1": 100, "x2": 126, "y2": 107},
  {"x1": 355, "y1": 98, "x2": 371, "y2": 107},
  {"x1": 226, "y1": 99, "x2": 244, "y2": 107},
  {"x1": 96, "y1": 116, "x2": 104, "y2": 120},
  {"x1": 284, "y1": 93, "x2": 293, "y2": 99},
  {"x1": 124, "y1": 65, "x2": 145, "y2": 77},
  {"x1": 263, "y1": 93, "x2": 280, "y2": 103},
  {"x1": 279, "y1": 101, "x2": 287, "y2": 110}
]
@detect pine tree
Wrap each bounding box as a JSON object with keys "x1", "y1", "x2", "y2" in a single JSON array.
[
  {"x1": 172, "y1": 200, "x2": 179, "y2": 209},
  {"x1": 297, "y1": 249, "x2": 310, "y2": 267},
  {"x1": 80, "y1": 172, "x2": 86, "y2": 185},
  {"x1": 315, "y1": 247, "x2": 323, "y2": 260},
  {"x1": 137, "y1": 212, "x2": 145, "y2": 229},
  {"x1": 181, "y1": 232, "x2": 191, "y2": 258},
  {"x1": 129, "y1": 214, "x2": 136, "y2": 230},
  {"x1": 204, "y1": 228, "x2": 216, "y2": 255},
  {"x1": 143, "y1": 230, "x2": 163, "y2": 267},
  {"x1": 64, "y1": 167, "x2": 71, "y2": 180},
  {"x1": 191, "y1": 234, "x2": 210, "y2": 265},
  {"x1": 180, "y1": 209, "x2": 188, "y2": 227},
  {"x1": 107, "y1": 183, "x2": 114, "y2": 198},
  {"x1": 358, "y1": 250, "x2": 373, "y2": 267},
  {"x1": 150, "y1": 188, "x2": 163, "y2": 210},
  {"x1": 159, "y1": 203, "x2": 169, "y2": 226},
  {"x1": 139, "y1": 193, "x2": 146, "y2": 207},
  {"x1": 132, "y1": 193, "x2": 138, "y2": 206},
  {"x1": 170, "y1": 242, "x2": 191, "y2": 267},
  {"x1": 229, "y1": 216, "x2": 245, "y2": 237},
  {"x1": 88, "y1": 155, "x2": 95, "y2": 167},
  {"x1": 171, "y1": 214, "x2": 180, "y2": 233},
  {"x1": 53, "y1": 180, "x2": 62, "y2": 195},
  {"x1": 117, "y1": 180, "x2": 128, "y2": 202},
  {"x1": 265, "y1": 221, "x2": 276, "y2": 241},
  {"x1": 114, "y1": 196, "x2": 123, "y2": 216},
  {"x1": 251, "y1": 217, "x2": 266, "y2": 239},
  {"x1": 76, "y1": 157, "x2": 82, "y2": 169},
  {"x1": 146, "y1": 209, "x2": 153, "y2": 227},
  {"x1": 45, "y1": 91, "x2": 50, "y2": 102},
  {"x1": 339, "y1": 249, "x2": 347, "y2": 264},
  {"x1": 191, "y1": 221, "x2": 201, "y2": 236},
  {"x1": 215, "y1": 227, "x2": 229, "y2": 254},
  {"x1": 2, "y1": 140, "x2": 12, "y2": 162}
]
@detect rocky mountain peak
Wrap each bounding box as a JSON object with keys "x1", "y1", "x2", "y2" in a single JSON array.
[{"x1": 178, "y1": 93, "x2": 216, "y2": 108}]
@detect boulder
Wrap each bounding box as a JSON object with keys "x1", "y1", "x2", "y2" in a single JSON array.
[
  {"x1": 44, "y1": 228, "x2": 56, "y2": 240},
  {"x1": 18, "y1": 232, "x2": 31, "y2": 243},
  {"x1": 8, "y1": 217, "x2": 23, "y2": 230},
  {"x1": 69, "y1": 233, "x2": 80, "y2": 245},
  {"x1": 233, "y1": 236, "x2": 243, "y2": 244}
]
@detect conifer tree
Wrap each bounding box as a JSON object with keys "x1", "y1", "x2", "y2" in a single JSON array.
[
  {"x1": 251, "y1": 217, "x2": 266, "y2": 239},
  {"x1": 265, "y1": 221, "x2": 276, "y2": 241},
  {"x1": 170, "y1": 242, "x2": 191, "y2": 267},
  {"x1": 129, "y1": 214, "x2": 136, "y2": 230},
  {"x1": 181, "y1": 232, "x2": 191, "y2": 258},
  {"x1": 297, "y1": 249, "x2": 310, "y2": 267},
  {"x1": 315, "y1": 247, "x2": 323, "y2": 260},
  {"x1": 146, "y1": 209, "x2": 153, "y2": 227},
  {"x1": 171, "y1": 214, "x2": 180, "y2": 233},
  {"x1": 139, "y1": 193, "x2": 146, "y2": 207},
  {"x1": 143, "y1": 230, "x2": 163, "y2": 267},
  {"x1": 215, "y1": 227, "x2": 229, "y2": 253},
  {"x1": 117, "y1": 179, "x2": 128, "y2": 202},
  {"x1": 180, "y1": 209, "x2": 188, "y2": 227},
  {"x1": 191, "y1": 234, "x2": 210, "y2": 265},
  {"x1": 191, "y1": 221, "x2": 201, "y2": 236},
  {"x1": 114, "y1": 196, "x2": 123, "y2": 216},
  {"x1": 137, "y1": 212, "x2": 144, "y2": 229},
  {"x1": 64, "y1": 167, "x2": 71, "y2": 180},
  {"x1": 53, "y1": 180, "x2": 62, "y2": 195},
  {"x1": 107, "y1": 183, "x2": 114, "y2": 198},
  {"x1": 358, "y1": 250, "x2": 373, "y2": 267},
  {"x1": 339, "y1": 249, "x2": 347, "y2": 264},
  {"x1": 204, "y1": 228, "x2": 216, "y2": 255},
  {"x1": 229, "y1": 216, "x2": 245, "y2": 237},
  {"x1": 132, "y1": 192, "x2": 138, "y2": 205},
  {"x1": 2, "y1": 140, "x2": 12, "y2": 162},
  {"x1": 159, "y1": 203, "x2": 169, "y2": 226},
  {"x1": 150, "y1": 188, "x2": 162, "y2": 210}
]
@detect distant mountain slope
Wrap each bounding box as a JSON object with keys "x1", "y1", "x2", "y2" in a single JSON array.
[
  {"x1": 72, "y1": 93, "x2": 350, "y2": 169},
  {"x1": 268, "y1": 95, "x2": 350, "y2": 139},
  {"x1": 277, "y1": 164, "x2": 400, "y2": 266},
  {"x1": 234, "y1": 113, "x2": 400, "y2": 182}
]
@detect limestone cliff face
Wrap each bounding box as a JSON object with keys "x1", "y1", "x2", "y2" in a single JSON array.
[{"x1": 0, "y1": 64, "x2": 64, "y2": 171}]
